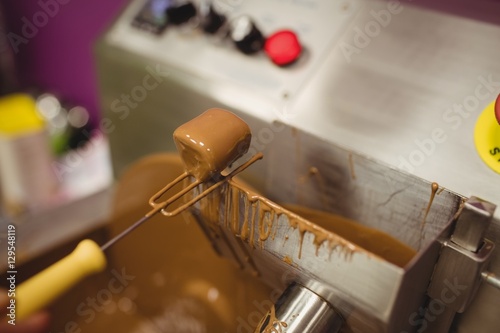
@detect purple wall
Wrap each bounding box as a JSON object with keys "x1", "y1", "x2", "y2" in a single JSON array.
[
  {"x1": 2, "y1": 0, "x2": 128, "y2": 126},
  {"x1": 3, "y1": 0, "x2": 500, "y2": 128}
]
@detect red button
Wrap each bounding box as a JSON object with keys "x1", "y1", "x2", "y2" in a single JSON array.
[{"x1": 264, "y1": 30, "x2": 302, "y2": 66}]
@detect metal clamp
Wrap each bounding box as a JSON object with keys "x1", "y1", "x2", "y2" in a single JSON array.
[
  {"x1": 427, "y1": 196, "x2": 496, "y2": 312},
  {"x1": 423, "y1": 196, "x2": 497, "y2": 332},
  {"x1": 427, "y1": 238, "x2": 495, "y2": 313},
  {"x1": 451, "y1": 196, "x2": 496, "y2": 252}
]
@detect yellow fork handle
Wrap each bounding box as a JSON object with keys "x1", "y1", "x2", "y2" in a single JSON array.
[{"x1": 16, "y1": 239, "x2": 107, "y2": 320}]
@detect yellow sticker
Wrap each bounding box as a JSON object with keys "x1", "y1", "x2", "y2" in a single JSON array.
[{"x1": 474, "y1": 99, "x2": 500, "y2": 174}]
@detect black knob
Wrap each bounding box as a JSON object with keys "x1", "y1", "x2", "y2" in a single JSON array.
[
  {"x1": 229, "y1": 16, "x2": 265, "y2": 55},
  {"x1": 201, "y1": 5, "x2": 226, "y2": 34},
  {"x1": 166, "y1": 1, "x2": 197, "y2": 25}
]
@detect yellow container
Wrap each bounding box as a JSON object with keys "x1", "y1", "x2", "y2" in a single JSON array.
[{"x1": 0, "y1": 94, "x2": 57, "y2": 215}]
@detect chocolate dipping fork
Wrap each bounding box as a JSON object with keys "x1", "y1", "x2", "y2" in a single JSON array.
[{"x1": 15, "y1": 109, "x2": 261, "y2": 320}]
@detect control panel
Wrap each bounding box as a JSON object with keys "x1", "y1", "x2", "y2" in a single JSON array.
[
  {"x1": 133, "y1": 0, "x2": 303, "y2": 66},
  {"x1": 105, "y1": 0, "x2": 362, "y2": 107}
]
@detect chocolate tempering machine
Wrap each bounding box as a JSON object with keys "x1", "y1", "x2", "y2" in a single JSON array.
[
  {"x1": 75, "y1": 0, "x2": 500, "y2": 332},
  {"x1": 15, "y1": 107, "x2": 500, "y2": 333}
]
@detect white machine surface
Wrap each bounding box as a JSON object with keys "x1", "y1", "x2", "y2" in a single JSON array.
[{"x1": 95, "y1": 0, "x2": 500, "y2": 332}]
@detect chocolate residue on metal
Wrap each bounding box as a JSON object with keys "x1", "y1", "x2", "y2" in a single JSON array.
[
  {"x1": 283, "y1": 204, "x2": 416, "y2": 267},
  {"x1": 283, "y1": 256, "x2": 294, "y2": 265},
  {"x1": 229, "y1": 180, "x2": 362, "y2": 261},
  {"x1": 421, "y1": 182, "x2": 439, "y2": 229},
  {"x1": 297, "y1": 166, "x2": 329, "y2": 210},
  {"x1": 197, "y1": 176, "x2": 416, "y2": 267},
  {"x1": 193, "y1": 165, "x2": 419, "y2": 270},
  {"x1": 418, "y1": 182, "x2": 439, "y2": 250},
  {"x1": 348, "y1": 153, "x2": 356, "y2": 180},
  {"x1": 255, "y1": 305, "x2": 287, "y2": 333},
  {"x1": 309, "y1": 166, "x2": 329, "y2": 210}
]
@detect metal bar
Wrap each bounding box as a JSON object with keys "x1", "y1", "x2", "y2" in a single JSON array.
[
  {"x1": 100, "y1": 215, "x2": 150, "y2": 251},
  {"x1": 482, "y1": 271, "x2": 500, "y2": 290},
  {"x1": 254, "y1": 284, "x2": 343, "y2": 333}
]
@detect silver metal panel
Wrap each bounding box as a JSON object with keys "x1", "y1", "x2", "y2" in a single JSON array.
[
  {"x1": 291, "y1": 1, "x2": 500, "y2": 218},
  {"x1": 265, "y1": 123, "x2": 463, "y2": 251}
]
